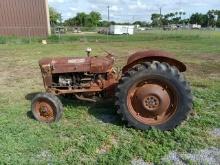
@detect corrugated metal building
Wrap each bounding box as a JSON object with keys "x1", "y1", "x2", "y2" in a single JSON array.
[{"x1": 0, "y1": 0, "x2": 50, "y2": 37}]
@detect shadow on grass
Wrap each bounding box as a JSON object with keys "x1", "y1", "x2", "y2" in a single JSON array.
[
  {"x1": 25, "y1": 93, "x2": 123, "y2": 126},
  {"x1": 26, "y1": 111, "x2": 35, "y2": 120},
  {"x1": 25, "y1": 92, "x2": 40, "y2": 120},
  {"x1": 61, "y1": 96, "x2": 123, "y2": 126},
  {"x1": 25, "y1": 92, "x2": 41, "y2": 101}
]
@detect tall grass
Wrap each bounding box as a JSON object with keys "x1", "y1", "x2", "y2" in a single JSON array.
[{"x1": 1, "y1": 30, "x2": 219, "y2": 45}]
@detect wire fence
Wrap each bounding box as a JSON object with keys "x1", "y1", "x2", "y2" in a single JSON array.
[
  {"x1": 0, "y1": 26, "x2": 140, "y2": 43},
  {"x1": 0, "y1": 26, "x2": 219, "y2": 44}
]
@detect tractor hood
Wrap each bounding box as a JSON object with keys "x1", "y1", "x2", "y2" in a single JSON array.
[{"x1": 39, "y1": 54, "x2": 115, "y2": 74}]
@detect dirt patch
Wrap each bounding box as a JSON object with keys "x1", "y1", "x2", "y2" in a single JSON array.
[
  {"x1": 210, "y1": 128, "x2": 220, "y2": 137},
  {"x1": 162, "y1": 147, "x2": 220, "y2": 164},
  {"x1": 184, "y1": 53, "x2": 220, "y2": 80},
  {"x1": 36, "y1": 150, "x2": 52, "y2": 161},
  {"x1": 131, "y1": 159, "x2": 153, "y2": 165},
  {"x1": 96, "y1": 135, "x2": 118, "y2": 154},
  {"x1": 187, "y1": 62, "x2": 220, "y2": 75},
  {"x1": 199, "y1": 53, "x2": 220, "y2": 61}
]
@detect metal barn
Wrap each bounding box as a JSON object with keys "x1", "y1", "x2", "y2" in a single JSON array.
[{"x1": 0, "y1": 0, "x2": 50, "y2": 37}]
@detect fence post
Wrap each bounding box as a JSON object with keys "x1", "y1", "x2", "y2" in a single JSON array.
[
  {"x1": 58, "y1": 28, "x2": 61, "y2": 43},
  {"x1": 28, "y1": 27, "x2": 32, "y2": 44}
]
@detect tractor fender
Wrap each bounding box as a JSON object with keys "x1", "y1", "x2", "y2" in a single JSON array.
[{"x1": 122, "y1": 50, "x2": 186, "y2": 73}]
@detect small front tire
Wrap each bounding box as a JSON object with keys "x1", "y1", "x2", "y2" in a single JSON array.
[{"x1": 31, "y1": 93, "x2": 63, "y2": 123}]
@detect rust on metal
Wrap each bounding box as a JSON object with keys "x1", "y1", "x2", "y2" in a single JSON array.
[
  {"x1": 38, "y1": 50, "x2": 184, "y2": 103},
  {"x1": 127, "y1": 79, "x2": 177, "y2": 125},
  {"x1": 34, "y1": 99, "x2": 56, "y2": 123},
  {"x1": 39, "y1": 54, "x2": 114, "y2": 74},
  {"x1": 34, "y1": 49, "x2": 191, "y2": 130},
  {"x1": 39, "y1": 53, "x2": 118, "y2": 100},
  {"x1": 122, "y1": 50, "x2": 186, "y2": 73}
]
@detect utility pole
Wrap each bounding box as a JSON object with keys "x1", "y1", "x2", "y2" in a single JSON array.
[
  {"x1": 107, "y1": 5, "x2": 110, "y2": 22},
  {"x1": 107, "y1": 5, "x2": 110, "y2": 41},
  {"x1": 159, "y1": 7, "x2": 162, "y2": 28}
]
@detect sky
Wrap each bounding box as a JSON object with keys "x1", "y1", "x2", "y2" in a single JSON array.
[{"x1": 48, "y1": 0, "x2": 220, "y2": 22}]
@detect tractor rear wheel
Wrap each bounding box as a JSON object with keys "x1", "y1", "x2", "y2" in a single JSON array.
[
  {"x1": 31, "y1": 93, "x2": 63, "y2": 123},
  {"x1": 115, "y1": 61, "x2": 193, "y2": 131}
]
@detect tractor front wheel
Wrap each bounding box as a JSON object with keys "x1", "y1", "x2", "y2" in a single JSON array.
[
  {"x1": 116, "y1": 61, "x2": 193, "y2": 131},
  {"x1": 31, "y1": 93, "x2": 63, "y2": 123}
]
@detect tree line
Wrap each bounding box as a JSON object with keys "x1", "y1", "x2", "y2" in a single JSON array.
[
  {"x1": 151, "y1": 10, "x2": 220, "y2": 27},
  {"x1": 49, "y1": 7, "x2": 220, "y2": 28},
  {"x1": 49, "y1": 7, "x2": 103, "y2": 27}
]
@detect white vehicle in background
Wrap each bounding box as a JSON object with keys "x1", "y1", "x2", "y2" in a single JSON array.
[
  {"x1": 163, "y1": 24, "x2": 178, "y2": 31},
  {"x1": 135, "y1": 24, "x2": 146, "y2": 31},
  {"x1": 109, "y1": 25, "x2": 135, "y2": 35},
  {"x1": 73, "y1": 27, "x2": 81, "y2": 33},
  {"x1": 191, "y1": 24, "x2": 201, "y2": 29}
]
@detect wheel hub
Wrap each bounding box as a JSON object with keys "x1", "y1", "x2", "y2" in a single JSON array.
[
  {"x1": 127, "y1": 81, "x2": 177, "y2": 125},
  {"x1": 35, "y1": 100, "x2": 55, "y2": 122},
  {"x1": 143, "y1": 95, "x2": 160, "y2": 111},
  {"x1": 40, "y1": 106, "x2": 50, "y2": 117},
  {"x1": 134, "y1": 84, "x2": 171, "y2": 115}
]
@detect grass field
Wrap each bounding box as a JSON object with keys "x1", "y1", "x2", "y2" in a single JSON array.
[{"x1": 0, "y1": 30, "x2": 219, "y2": 164}]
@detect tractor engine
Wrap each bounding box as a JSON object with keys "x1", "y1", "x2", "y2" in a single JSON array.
[
  {"x1": 53, "y1": 73, "x2": 106, "y2": 89},
  {"x1": 58, "y1": 75, "x2": 73, "y2": 87},
  {"x1": 49, "y1": 71, "x2": 117, "y2": 102},
  {"x1": 39, "y1": 53, "x2": 118, "y2": 99}
]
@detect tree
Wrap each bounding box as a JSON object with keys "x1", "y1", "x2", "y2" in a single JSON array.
[
  {"x1": 75, "y1": 12, "x2": 87, "y2": 26},
  {"x1": 179, "y1": 11, "x2": 183, "y2": 18},
  {"x1": 216, "y1": 18, "x2": 220, "y2": 27},
  {"x1": 215, "y1": 10, "x2": 220, "y2": 27},
  {"x1": 169, "y1": 13, "x2": 175, "y2": 18},
  {"x1": 151, "y1": 13, "x2": 161, "y2": 27},
  {"x1": 133, "y1": 21, "x2": 149, "y2": 27},
  {"x1": 181, "y1": 18, "x2": 190, "y2": 24},
  {"x1": 133, "y1": 21, "x2": 142, "y2": 26},
  {"x1": 190, "y1": 13, "x2": 208, "y2": 27},
  {"x1": 151, "y1": 9, "x2": 220, "y2": 27},
  {"x1": 161, "y1": 16, "x2": 169, "y2": 25},
  {"x1": 89, "y1": 11, "x2": 102, "y2": 27},
  {"x1": 160, "y1": 12, "x2": 186, "y2": 25},
  {"x1": 110, "y1": 21, "x2": 116, "y2": 25},
  {"x1": 63, "y1": 18, "x2": 76, "y2": 26},
  {"x1": 207, "y1": 10, "x2": 216, "y2": 27},
  {"x1": 64, "y1": 11, "x2": 102, "y2": 27},
  {"x1": 98, "y1": 21, "x2": 110, "y2": 27},
  {"x1": 172, "y1": 17, "x2": 181, "y2": 24},
  {"x1": 175, "y1": 12, "x2": 178, "y2": 16},
  {"x1": 49, "y1": 7, "x2": 62, "y2": 26}
]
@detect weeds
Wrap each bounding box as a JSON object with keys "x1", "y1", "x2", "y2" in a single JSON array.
[{"x1": 0, "y1": 30, "x2": 219, "y2": 164}]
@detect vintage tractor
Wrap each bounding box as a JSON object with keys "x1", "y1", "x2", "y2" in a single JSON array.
[{"x1": 31, "y1": 49, "x2": 193, "y2": 131}]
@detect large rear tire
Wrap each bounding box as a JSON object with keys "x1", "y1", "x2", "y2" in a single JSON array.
[
  {"x1": 115, "y1": 61, "x2": 193, "y2": 131},
  {"x1": 31, "y1": 93, "x2": 63, "y2": 123}
]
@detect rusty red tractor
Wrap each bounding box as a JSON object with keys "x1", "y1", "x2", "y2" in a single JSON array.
[{"x1": 31, "y1": 49, "x2": 193, "y2": 131}]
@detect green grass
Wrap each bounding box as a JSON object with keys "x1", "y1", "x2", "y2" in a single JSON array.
[
  {"x1": 0, "y1": 30, "x2": 219, "y2": 164},
  {"x1": 1, "y1": 29, "x2": 220, "y2": 44}
]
